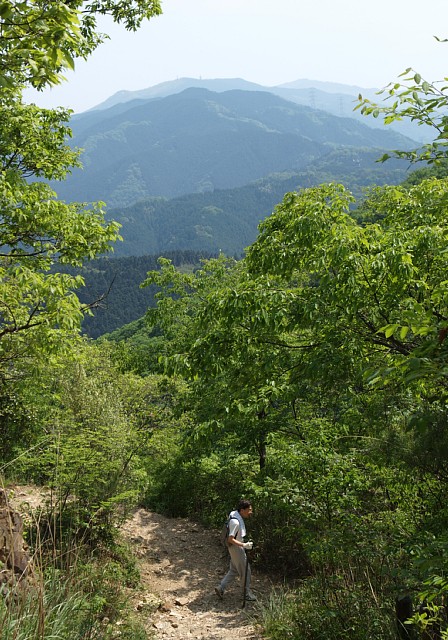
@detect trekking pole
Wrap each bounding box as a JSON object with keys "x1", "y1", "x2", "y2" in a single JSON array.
[{"x1": 242, "y1": 548, "x2": 250, "y2": 609}]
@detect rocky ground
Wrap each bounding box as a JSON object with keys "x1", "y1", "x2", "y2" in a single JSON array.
[
  {"x1": 121, "y1": 508, "x2": 272, "y2": 639},
  {"x1": 7, "y1": 486, "x2": 273, "y2": 639}
]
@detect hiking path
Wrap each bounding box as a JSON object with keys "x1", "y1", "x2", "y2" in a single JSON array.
[
  {"x1": 122, "y1": 508, "x2": 272, "y2": 639},
  {"x1": 9, "y1": 486, "x2": 273, "y2": 639}
]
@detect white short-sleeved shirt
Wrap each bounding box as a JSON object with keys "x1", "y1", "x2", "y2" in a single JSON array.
[{"x1": 228, "y1": 510, "x2": 245, "y2": 542}]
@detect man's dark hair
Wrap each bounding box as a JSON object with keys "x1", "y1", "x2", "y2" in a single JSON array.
[{"x1": 237, "y1": 499, "x2": 252, "y2": 512}]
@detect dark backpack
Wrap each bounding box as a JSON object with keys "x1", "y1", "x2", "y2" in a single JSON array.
[{"x1": 219, "y1": 514, "x2": 239, "y2": 548}]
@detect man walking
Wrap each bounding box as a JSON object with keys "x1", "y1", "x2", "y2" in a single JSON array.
[{"x1": 215, "y1": 499, "x2": 257, "y2": 602}]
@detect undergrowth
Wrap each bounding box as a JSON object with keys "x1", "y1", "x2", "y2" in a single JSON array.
[
  {"x1": 257, "y1": 580, "x2": 396, "y2": 640},
  {"x1": 0, "y1": 486, "x2": 148, "y2": 640}
]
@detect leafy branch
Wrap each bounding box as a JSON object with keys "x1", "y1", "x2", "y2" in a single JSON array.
[{"x1": 356, "y1": 66, "x2": 448, "y2": 164}]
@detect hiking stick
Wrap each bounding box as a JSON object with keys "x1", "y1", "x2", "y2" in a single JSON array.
[{"x1": 242, "y1": 549, "x2": 250, "y2": 609}]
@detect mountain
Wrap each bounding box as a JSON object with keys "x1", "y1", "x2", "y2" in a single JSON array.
[
  {"x1": 67, "y1": 148, "x2": 408, "y2": 338},
  {"x1": 107, "y1": 147, "x2": 409, "y2": 258},
  {"x1": 90, "y1": 77, "x2": 265, "y2": 111},
  {"x1": 56, "y1": 87, "x2": 414, "y2": 208},
  {"x1": 275, "y1": 78, "x2": 374, "y2": 94},
  {"x1": 85, "y1": 77, "x2": 426, "y2": 143}
]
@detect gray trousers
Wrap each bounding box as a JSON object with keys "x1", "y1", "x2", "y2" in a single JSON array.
[{"x1": 220, "y1": 544, "x2": 251, "y2": 594}]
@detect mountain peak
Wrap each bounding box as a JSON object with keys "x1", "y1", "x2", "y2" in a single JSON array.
[{"x1": 89, "y1": 77, "x2": 267, "y2": 112}]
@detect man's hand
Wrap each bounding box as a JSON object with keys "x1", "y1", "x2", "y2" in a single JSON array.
[{"x1": 243, "y1": 542, "x2": 253, "y2": 550}]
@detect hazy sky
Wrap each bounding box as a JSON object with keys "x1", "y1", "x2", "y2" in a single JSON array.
[{"x1": 24, "y1": 0, "x2": 448, "y2": 113}]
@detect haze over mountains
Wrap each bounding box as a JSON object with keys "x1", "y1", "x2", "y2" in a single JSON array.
[
  {"x1": 54, "y1": 77, "x2": 421, "y2": 335},
  {"x1": 57, "y1": 80, "x2": 416, "y2": 213},
  {"x1": 50, "y1": 77, "x2": 421, "y2": 261},
  {"x1": 88, "y1": 77, "x2": 425, "y2": 142}
]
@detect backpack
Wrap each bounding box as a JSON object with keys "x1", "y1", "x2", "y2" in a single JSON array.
[{"x1": 219, "y1": 514, "x2": 239, "y2": 549}]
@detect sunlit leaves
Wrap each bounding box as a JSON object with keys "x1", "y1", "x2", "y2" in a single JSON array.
[
  {"x1": 0, "y1": 1, "x2": 165, "y2": 371},
  {"x1": 0, "y1": 172, "x2": 121, "y2": 368},
  {"x1": 247, "y1": 183, "x2": 356, "y2": 280},
  {"x1": 85, "y1": 0, "x2": 162, "y2": 31},
  {"x1": 198, "y1": 180, "x2": 448, "y2": 397},
  {"x1": 356, "y1": 66, "x2": 448, "y2": 165},
  {"x1": 0, "y1": 1, "x2": 83, "y2": 88},
  {"x1": 0, "y1": 1, "x2": 162, "y2": 89},
  {"x1": 0, "y1": 90, "x2": 79, "y2": 179}
]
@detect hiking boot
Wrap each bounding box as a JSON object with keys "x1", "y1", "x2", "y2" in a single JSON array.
[
  {"x1": 214, "y1": 586, "x2": 224, "y2": 600},
  {"x1": 245, "y1": 591, "x2": 257, "y2": 602}
]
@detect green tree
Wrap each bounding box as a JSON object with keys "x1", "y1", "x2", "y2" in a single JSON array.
[
  {"x1": 246, "y1": 181, "x2": 448, "y2": 388},
  {"x1": 143, "y1": 255, "x2": 282, "y2": 469},
  {"x1": 0, "y1": 1, "x2": 162, "y2": 376},
  {"x1": 146, "y1": 179, "x2": 448, "y2": 471},
  {"x1": 0, "y1": 1, "x2": 162, "y2": 88}
]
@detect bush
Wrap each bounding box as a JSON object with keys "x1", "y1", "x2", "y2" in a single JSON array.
[
  {"x1": 259, "y1": 580, "x2": 396, "y2": 640},
  {"x1": 143, "y1": 450, "x2": 257, "y2": 525},
  {"x1": 0, "y1": 519, "x2": 144, "y2": 640}
]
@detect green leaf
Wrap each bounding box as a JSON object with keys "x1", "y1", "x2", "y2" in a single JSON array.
[{"x1": 0, "y1": 2, "x2": 12, "y2": 18}]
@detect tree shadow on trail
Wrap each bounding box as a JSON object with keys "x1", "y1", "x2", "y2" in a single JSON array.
[{"x1": 125, "y1": 509, "x2": 263, "y2": 638}]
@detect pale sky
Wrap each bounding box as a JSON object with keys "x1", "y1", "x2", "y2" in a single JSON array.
[{"x1": 24, "y1": 0, "x2": 448, "y2": 113}]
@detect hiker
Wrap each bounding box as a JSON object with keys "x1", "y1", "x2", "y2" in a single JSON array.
[{"x1": 215, "y1": 498, "x2": 257, "y2": 602}]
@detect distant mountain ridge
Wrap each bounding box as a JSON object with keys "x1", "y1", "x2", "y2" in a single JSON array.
[
  {"x1": 57, "y1": 87, "x2": 414, "y2": 208},
  {"x1": 88, "y1": 77, "x2": 375, "y2": 112},
  {"x1": 276, "y1": 78, "x2": 374, "y2": 94},
  {"x1": 89, "y1": 77, "x2": 266, "y2": 111},
  {"x1": 84, "y1": 76, "x2": 425, "y2": 143}
]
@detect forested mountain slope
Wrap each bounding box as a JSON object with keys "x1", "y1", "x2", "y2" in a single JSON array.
[
  {"x1": 54, "y1": 88, "x2": 414, "y2": 208},
  {"x1": 58, "y1": 250, "x2": 213, "y2": 338},
  {"x1": 64, "y1": 149, "x2": 408, "y2": 338},
  {"x1": 107, "y1": 147, "x2": 409, "y2": 257}
]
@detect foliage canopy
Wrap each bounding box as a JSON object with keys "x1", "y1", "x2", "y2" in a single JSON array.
[
  {"x1": 0, "y1": 0, "x2": 162, "y2": 88},
  {"x1": 0, "y1": 1, "x2": 161, "y2": 373}
]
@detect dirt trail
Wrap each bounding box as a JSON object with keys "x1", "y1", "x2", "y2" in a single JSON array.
[
  {"x1": 121, "y1": 508, "x2": 271, "y2": 639},
  {"x1": 7, "y1": 487, "x2": 271, "y2": 639}
]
